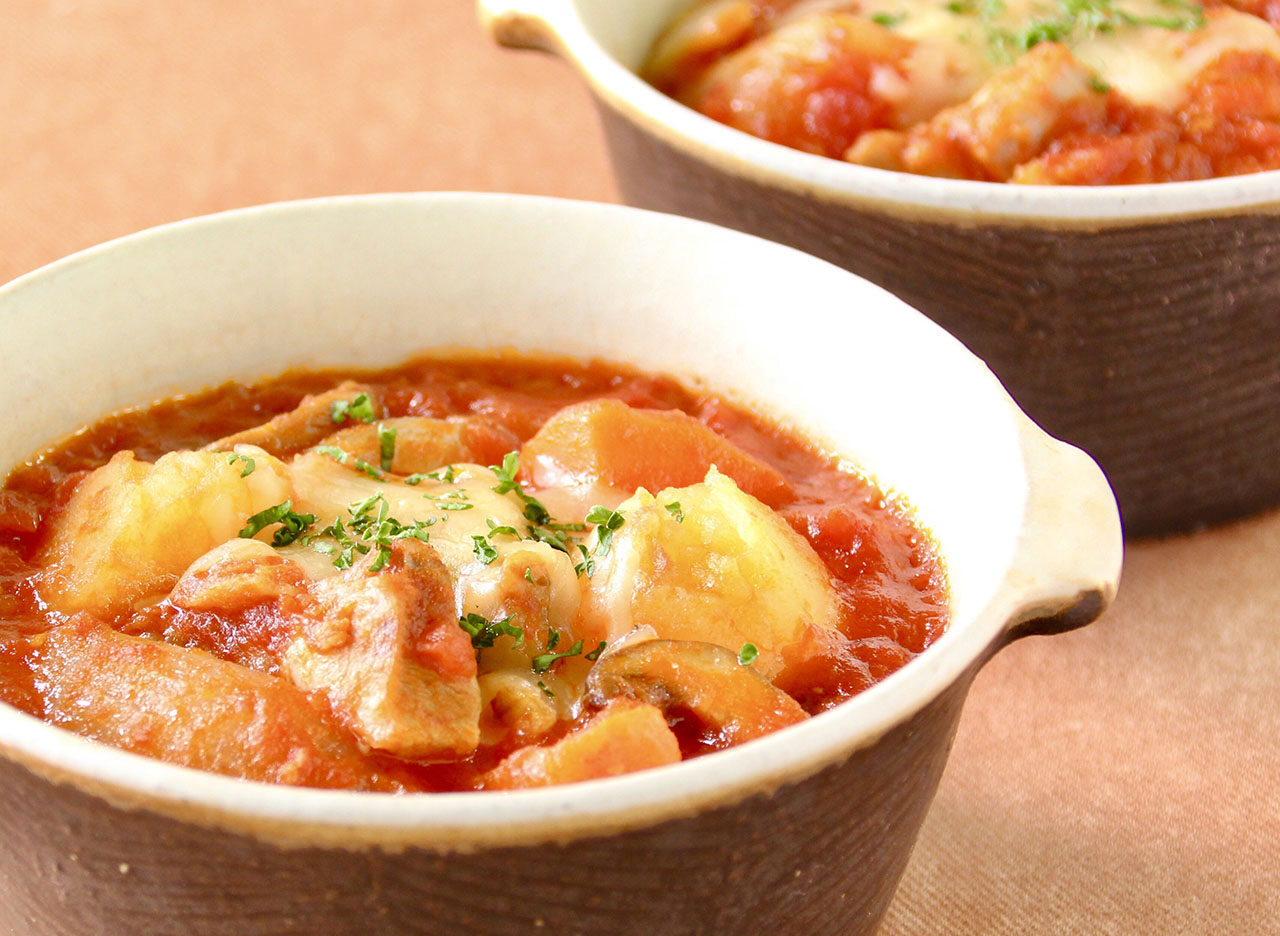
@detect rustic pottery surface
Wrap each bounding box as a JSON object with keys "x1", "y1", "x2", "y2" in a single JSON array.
[{"x1": 1, "y1": 2, "x2": 1277, "y2": 934}]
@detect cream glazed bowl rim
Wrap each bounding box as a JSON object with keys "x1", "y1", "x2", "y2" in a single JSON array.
[
  {"x1": 478, "y1": 0, "x2": 1280, "y2": 226},
  {"x1": 0, "y1": 193, "x2": 1121, "y2": 851}
]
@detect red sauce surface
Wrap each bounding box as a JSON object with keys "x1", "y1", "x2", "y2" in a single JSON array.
[{"x1": 0, "y1": 354, "x2": 947, "y2": 791}]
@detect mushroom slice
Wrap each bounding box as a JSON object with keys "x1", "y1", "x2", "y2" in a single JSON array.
[{"x1": 586, "y1": 639, "x2": 807, "y2": 747}]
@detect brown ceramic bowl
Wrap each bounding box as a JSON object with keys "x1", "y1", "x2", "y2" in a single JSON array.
[
  {"x1": 0, "y1": 195, "x2": 1120, "y2": 936},
  {"x1": 479, "y1": 0, "x2": 1280, "y2": 538}
]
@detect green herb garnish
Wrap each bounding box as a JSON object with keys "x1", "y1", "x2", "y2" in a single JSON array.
[
  {"x1": 738, "y1": 643, "x2": 760, "y2": 666},
  {"x1": 428, "y1": 465, "x2": 459, "y2": 483},
  {"x1": 532, "y1": 639, "x2": 585, "y2": 674},
  {"x1": 312, "y1": 445, "x2": 386, "y2": 480},
  {"x1": 238, "y1": 500, "x2": 317, "y2": 547},
  {"x1": 331, "y1": 392, "x2": 375, "y2": 425},
  {"x1": 664, "y1": 501, "x2": 684, "y2": 523},
  {"x1": 227, "y1": 453, "x2": 256, "y2": 477},
  {"x1": 378, "y1": 423, "x2": 397, "y2": 472},
  {"x1": 459, "y1": 613, "x2": 525, "y2": 650},
  {"x1": 872, "y1": 11, "x2": 907, "y2": 25},
  {"x1": 584, "y1": 506, "x2": 625, "y2": 556},
  {"x1": 472, "y1": 534, "x2": 499, "y2": 565}
]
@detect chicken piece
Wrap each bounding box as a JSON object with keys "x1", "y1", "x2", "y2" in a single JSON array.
[
  {"x1": 165, "y1": 538, "x2": 312, "y2": 673},
  {"x1": 32, "y1": 616, "x2": 411, "y2": 791},
  {"x1": 36, "y1": 449, "x2": 291, "y2": 616},
  {"x1": 480, "y1": 700, "x2": 681, "y2": 790},
  {"x1": 207, "y1": 381, "x2": 382, "y2": 457},
  {"x1": 171, "y1": 537, "x2": 308, "y2": 614},
  {"x1": 519, "y1": 399, "x2": 793, "y2": 517},
  {"x1": 887, "y1": 43, "x2": 1108, "y2": 181},
  {"x1": 587, "y1": 639, "x2": 807, "y2": 747},
  {"x1": 169, "y1": 535, "x2": 482, "y2": 760},
  {"x1": 683, "y1": 13, "x2": 913, "y2": 158},
  {"x1": 578, "y1": 469, "x2": 839, "y2": 681},
  {"x1": 284, "y1": 540, "x2": 481, "y2": 760},
  {"x1": 317, "y1": 415, "x2": 519, "y2": 477}
]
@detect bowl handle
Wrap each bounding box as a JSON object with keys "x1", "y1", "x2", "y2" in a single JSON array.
[
  {"x1": 477, "y1": 0, "x2": 568, "y2": 53},
  {"x1": 995, "y1": 417, "x2": 1123, "y2": 649}
]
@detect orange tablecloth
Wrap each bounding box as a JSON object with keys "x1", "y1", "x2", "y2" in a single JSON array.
[{"x1": 3, "y1": 2, "x2": 1276, "y2": 932}]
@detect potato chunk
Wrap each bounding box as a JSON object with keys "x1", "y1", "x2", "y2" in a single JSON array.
[
  {"x1": 579, "y1": 470, "x2": 838, "y2": 680},
  {"x1": 38, "y1": 449, "x2": 290, "y2": 616},
  {"x1": 284, "y1": 540, "x2": 481, "y2": 760},
  {"x1": 480, "y1": 700, "x2": 680, "y2": 790},
  {"x1": 32, "y1": 617, "x2": 411, "y2": 791},
  {"x1": 170, "y1": 537, "x2": 482, "y2": 760},
  {"x1": 520, "y1": 399, "x2": 793, "y2": 515}
]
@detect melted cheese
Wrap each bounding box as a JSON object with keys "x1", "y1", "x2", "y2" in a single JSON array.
[
  {"x1": 286, "y1": 455, "x2": 581, "y2": 629},
  {"x1": 831, "y1": 0, "x2": 1280, "y2": 114}
]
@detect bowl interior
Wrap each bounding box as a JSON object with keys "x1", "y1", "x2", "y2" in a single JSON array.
[{"x1": 0, "y1": 193, "x2": 1027, "y2": 835}]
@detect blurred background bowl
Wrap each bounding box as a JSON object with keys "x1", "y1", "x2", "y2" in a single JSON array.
[{"x1": 480, "y1": 0, "x2": 1280, "y2": 538}]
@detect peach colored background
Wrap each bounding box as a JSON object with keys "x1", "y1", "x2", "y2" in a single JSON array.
[{"x1": 3, "y1": 1, "x2": 1278, "y2": 933}]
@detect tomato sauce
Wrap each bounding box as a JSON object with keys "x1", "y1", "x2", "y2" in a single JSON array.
[{"x1": 0, "y1": 354, "x2": 947, "y2": 790}]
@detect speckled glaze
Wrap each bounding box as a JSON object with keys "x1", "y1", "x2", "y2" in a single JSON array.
[
  {"x1": 479, "y1": 0, "x2": 1280, "y2": 537},
  {"x1": 0, "y1": 195, "x2": 1121, "y2": 936}
]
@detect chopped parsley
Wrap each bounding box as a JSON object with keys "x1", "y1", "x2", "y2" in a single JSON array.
[
  {"x1": 404, "y1": 473, "x2": 427, "y2": 486},
  {"x1": 537, "y1": 679, "x2": 555, "y2": 699},
  {"x1": 738, "y1": 643, "x2": 760, "y2": 666},
  {"x1": 238, "y1": 500, "x2": 317, "y2": 547},
  {"x1": 530, "y1": 634, "x2": 606, "y2": 671},
  {"x1": 378, "y1": 424, "x2": 397, "y2": 472},
  {"x1": 532, "y1": 639, "x2": 585, "y2": 674},
  {"x1": 983, "y1": 0, "x2": 1205, "y2": 62},
  {"x1": 584, "y1": 506, "x2": 625, "y2": 556},
  {"x1": 428, "y1": 465, "x2": 459, "y2": 483},
  {"x1": 664, "y1": 501, "x2": 684, "y2": 523},
  {"x1": 300, "y1": 492, "x2": 432, "y2": 571},
  {"x1": 486, "y1": 518, "x2": 520, "y2": 539},
  {"x1": 488, "y1": 451, "x2": 589, "y2": 560},
  {"x1": 472, "y1": 534, "x2": 499, "y2": 565},
  {"x1": 331, "y1": 392, "x2": 376, "y2": 425},
  {"x1": 227, "y1": 453, "x2": 256, "y2": 477},
  {"x1": 574, "y1": 505, "x2": 627, "y2": 577},
  {"x1": 871, "y1": 11, "x2": 907, "y2": 25},
  {"x1": 313, "y1": 445, "x2": 386, "y2": 481},
  {"x1": 425, "y1": 489, "x2": 474, "y2": 511},
  {"x1": 458, "y1": 612, "x2": 525, "y2": 650}
]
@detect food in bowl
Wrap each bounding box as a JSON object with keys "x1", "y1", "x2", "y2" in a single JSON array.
[
  {"x1": 0, "y1": 352, "x2": 946, "y2": 792},
  {"x1": 643, "y1": 0, "x2": 1280, "y2": 182}
]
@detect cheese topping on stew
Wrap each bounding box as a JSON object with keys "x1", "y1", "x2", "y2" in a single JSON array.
[
  {"x1": 0, "y1": 356, "x2": 948, "y2": 792},
  {"x1": 646, "y1": 0, "x2": 1280, "y2": 183}
]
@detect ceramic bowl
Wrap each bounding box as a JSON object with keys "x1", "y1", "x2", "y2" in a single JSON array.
[
  {"x1": 479, "y1": 0, "x2": 1280, "y2": 537},
  {"x1": 0, "y1": 194, "x2": 1120, "y2": 936}
]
